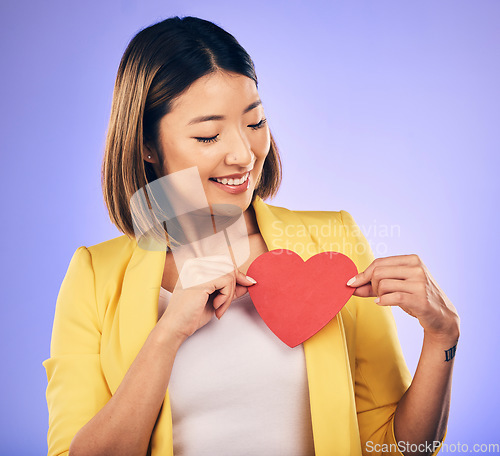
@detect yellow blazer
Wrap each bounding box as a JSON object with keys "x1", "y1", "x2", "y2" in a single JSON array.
[{"x1": 43, "y1": 195, "x2": 445, "y2": 456}]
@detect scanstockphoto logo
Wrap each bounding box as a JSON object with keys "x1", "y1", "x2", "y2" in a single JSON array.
[
  {"x1": 366, "y1": 440, "x2": 500, "y2": 454},
  {"x1": 129, "y1": 166, "x2": 251, "y2": 289}
]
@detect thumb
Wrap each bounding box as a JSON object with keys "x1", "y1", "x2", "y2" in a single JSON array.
[
  {"x1": 235, "y1": 269, "x2": 257, "y2": 287},
  {"x1": 232, "y1": 270, "x2": 257, "y2": 300}
]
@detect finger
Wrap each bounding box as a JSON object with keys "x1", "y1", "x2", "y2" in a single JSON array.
[
  {"x1": 215, "y1": 283, "x2": 235, "y2": 319},
  {"x1": 234, "y1": 284, "x2": 249, "y2": 299},
  {"x1": 215, "y1": 299, "x2": 231, "y2": 319},
  {"x1": 371, "y1": 266, "x2": 423, "y2": 296},
  {"x1": 352, "y1": 283, "x2": 375, "y2": 298},
  {"x1": 352, "y1": 279, "x2": 417, "y2": 298},
  {"x1": 213, "y1": 269, "x2": 257, "y2": 318},
  {"x1": 375, "y1": 291, "x2": 418, "y2": 318},
  {"x1": 212, "y1": 290, "x2": 226, "y2": 310},
  {"x1": 214, "y1": 270, "x2": 238, "y2": 319},
  {"x1": 228, "y1": 270, "x2": 237, "y2": 306},
  {"x1": 347, "y1": 256, "x2": 422, "y2": 288},
  {"x1": 211, "y1": 274, "x2": 234, "y2": 311},
  {"x1": 377, "y1": 277, "x2": 423, "y2": 297},
  {"x1": 226, "y1": 270, "x2": 257, "y2": 302}
]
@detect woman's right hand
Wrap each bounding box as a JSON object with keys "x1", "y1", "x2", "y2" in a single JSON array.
[{"x1": 158, "y1": 255, "x2": 256, "y2": 343}]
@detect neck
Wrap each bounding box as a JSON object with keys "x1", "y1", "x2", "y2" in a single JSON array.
[{"x1": 244, "y1": 203, "x2": 260, "y2": 236}]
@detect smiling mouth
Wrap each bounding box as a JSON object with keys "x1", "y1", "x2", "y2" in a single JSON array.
[{"x1": 209, "y1": 172, "x2": 250, "y2": 186}]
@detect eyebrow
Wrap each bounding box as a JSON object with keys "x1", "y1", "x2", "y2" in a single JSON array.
[{"x1": 187, "y1": 99, "x2": 262, "y2": 126}]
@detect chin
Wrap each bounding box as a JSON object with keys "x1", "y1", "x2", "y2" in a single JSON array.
[{"x1": 207, "y1": 194, "x2": 251, "y2": 207}]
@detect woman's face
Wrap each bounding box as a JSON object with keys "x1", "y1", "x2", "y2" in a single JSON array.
[{"x1": 144, "y1": 70, "x2": 270, "y2": 215}]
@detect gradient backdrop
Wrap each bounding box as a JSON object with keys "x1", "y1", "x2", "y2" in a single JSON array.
[{"x1": 1, "y1": 1, "x2": 499, "y2": 454}]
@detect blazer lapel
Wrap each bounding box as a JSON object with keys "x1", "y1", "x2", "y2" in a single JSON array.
[
  {"x1": 252, "y1": 196, "x2": 358, "y2": 455},
  {"x1": 101, "y1": 244, "x2": 165, "y2": 395},
  {"x1": 100, "y1": 240, "x2": 172, "y2": 454}
]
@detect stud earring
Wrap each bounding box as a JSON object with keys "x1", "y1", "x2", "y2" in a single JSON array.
[{"x1": 147, "y1": 155, "x2": 152, "y2": 159}]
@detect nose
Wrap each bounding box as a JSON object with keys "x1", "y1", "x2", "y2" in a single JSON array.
[{"x1": 224, "y1": 128, "x2": 254, "y2": 167}]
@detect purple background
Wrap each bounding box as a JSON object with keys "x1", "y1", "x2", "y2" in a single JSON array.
[{"x1": 1, "y1": 0, "x2": 499, "y2": 453}]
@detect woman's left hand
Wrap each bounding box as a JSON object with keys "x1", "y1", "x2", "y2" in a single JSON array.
[{"x1": 347, "y1": 254, "x2": 460, "y2": 344}]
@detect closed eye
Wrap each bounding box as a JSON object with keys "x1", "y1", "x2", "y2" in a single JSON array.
[
  {"x1": 194, "y1": 118, "x2": 267, "y2": 144},
  {"x1": 248, "y1": 118, "x2": 267, "y2": 130},
  {"x1": 195, "y1": 135, "x2": 219, "y2": 144}
]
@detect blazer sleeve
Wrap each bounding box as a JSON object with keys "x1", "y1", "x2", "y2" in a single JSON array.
[
  {"x1": 340, "y1": 210, "x2": 446, "y2": 456},
  {"x1": 42, "y1": 246, "x2": 111, "y2": 456}
]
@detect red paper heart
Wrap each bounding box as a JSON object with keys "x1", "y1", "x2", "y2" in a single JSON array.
[{"x1": 247, "y1": 249, "x2": 358, "y2": 348}]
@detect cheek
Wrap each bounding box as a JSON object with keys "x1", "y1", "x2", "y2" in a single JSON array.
[
  {"x1": 251, "y1": 129, "x2": 271, "y2": 161},
  {"x1": 160, "y1": 139, "x2": 202, "y2": 174}
]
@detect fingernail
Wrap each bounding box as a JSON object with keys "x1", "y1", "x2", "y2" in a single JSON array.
[
  {"x1": 246, "y1": 275, "x2": 257, "y2": 284},
  {"x1": 346, "y1": 276, "x2": 356, "y2": 286},
  {"x1": 374, "y1": 297, "x2": 380, "y2": 303}
]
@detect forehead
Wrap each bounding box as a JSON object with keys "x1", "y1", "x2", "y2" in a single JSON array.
[{"x1": 169, "y1": 71, "x2": 259, "y2": 118}]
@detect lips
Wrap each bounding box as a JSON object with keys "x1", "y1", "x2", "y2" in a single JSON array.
[
  {"x1": 209, "y1": 171, "x2": 250, "y2": 186},
  {"x1": 209, "y1": 172, "x2": 251, "y2": 194},
  {"x1": 211, "y1": 172, "x2": 248, "y2": 180}
]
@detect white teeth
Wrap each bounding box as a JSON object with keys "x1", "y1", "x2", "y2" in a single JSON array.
[{"x1": 215, "y1": 173, "x2": 249, "y2": 185}]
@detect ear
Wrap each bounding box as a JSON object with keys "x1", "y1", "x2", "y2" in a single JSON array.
[{"x1": 143, "y1": 142, "x2": 158, "y2": 164}]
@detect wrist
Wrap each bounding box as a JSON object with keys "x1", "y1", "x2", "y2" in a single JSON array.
[
  {"x1": 423, "y1": 316, "x2": 460, "y2": 346},
  {"x1": 424, "y1": 326, "x2": 459, "y2": 345},
  {"x1": 423, "y1": 328, "x2": 459, "y2": 362},
  {"x1": 152, "y1": 317, "x2": 187, "y2": 351}
]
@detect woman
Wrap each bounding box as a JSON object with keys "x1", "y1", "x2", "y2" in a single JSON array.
[{"x1": 43, "y1": 16, "x2": 460, "y2": 456}]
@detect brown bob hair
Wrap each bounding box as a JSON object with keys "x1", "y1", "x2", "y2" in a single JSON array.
[{"x1": 101, "y1": 16, "x2": 282, "y2": 240}]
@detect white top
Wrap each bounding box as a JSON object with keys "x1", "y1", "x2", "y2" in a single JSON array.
[{"x1": 158, "y1": 287, "x2": 315, "y2": 456}]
